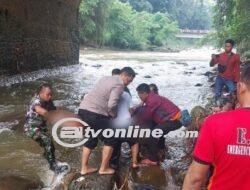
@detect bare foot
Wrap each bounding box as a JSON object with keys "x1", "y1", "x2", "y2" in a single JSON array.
[
  {"x1": 140, "y1": 159, "x2": 158, "y2": 166},
  {"x1": 80, "y1": 166, "x2": 98, "y2": 175},
  {"x1": 132, "y1": 162, "x2": 140, "y2": 169},
  {"x1": 98, "y1": 167, "x2": 115, "y2": 175}
]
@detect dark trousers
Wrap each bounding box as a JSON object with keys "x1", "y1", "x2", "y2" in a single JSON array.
[
  {"x1": 109, "y1": 136, "x2": 138, "y2": 168},
  {"x1": 78, "y1": 109, "x2": 116, "y2": 149},
  {"x1": 146, "y1": 120, "x2": 182, "y2": 162}
]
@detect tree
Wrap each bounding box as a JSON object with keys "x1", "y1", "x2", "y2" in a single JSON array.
[
  {"x1": 165, "y1": 0, "x2": 212, "y2": 30},
  {"x1": 213, "y1": 0, "x2": 250, "y2": 57},
  {"x1": 122, "y1": 0, "x2": 213, "y2": 30},
  {"x1": 79, "y1": 0, "x2": 110, "y2": 47},
  {"x1": 79, "y1": 0, "x2": 180, "y2": 49}
]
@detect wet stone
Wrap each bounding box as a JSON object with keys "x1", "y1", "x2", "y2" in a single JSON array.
[
  {"x1": 68, "y1": 173, "x2": 115, "y2": 190},
  {"x1": 128, "y1": 166, "x2": 168, "y2": 190},
  {"x1": 0, "y1": 176, "x2": 43, "y2": 190},
  {"x1": 195, "y1": 83, "x2": 203, "y2": 87},
  {"x1": 183, "y1": 71, "x2": 193, "y2": 75},
  {"x1": 203, "y1": 71, "x2": 213, "y2": 77},
  {"x1": 92, "y1": 64, "x2": 102, "y2": 68}
]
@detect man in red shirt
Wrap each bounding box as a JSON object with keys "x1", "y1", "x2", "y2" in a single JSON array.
[
  {"x1": 134, "y1": 83, "x2": 182, "y2": 165},
  {"x1": 183, "y1": 65, "x2": 250, "y2": 190},
  {"x1": 210, "y1": 39, "x2": 240, "y2": 103}
]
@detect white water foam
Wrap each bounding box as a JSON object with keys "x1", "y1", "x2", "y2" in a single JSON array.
[{"x1": 40, "y1": 162, "x2": 70, "y2": 190}]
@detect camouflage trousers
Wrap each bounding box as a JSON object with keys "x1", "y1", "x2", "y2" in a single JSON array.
[{"x1": 24, "y1": 123, "x2": 55, "y2": 165}]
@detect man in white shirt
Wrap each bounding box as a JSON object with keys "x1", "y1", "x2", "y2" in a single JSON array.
[{"x1": 110, "y1": 69, "x2": 139, "y2": 169}]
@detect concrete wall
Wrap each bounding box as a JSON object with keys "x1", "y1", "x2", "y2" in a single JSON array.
[{"x1": 0, "y1": 0, "x2": 81, "y2": 74}]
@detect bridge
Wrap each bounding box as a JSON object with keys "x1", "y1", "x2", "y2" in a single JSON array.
[{"x1": 176, "y1": 29, "x2": 214, "y2": 39}]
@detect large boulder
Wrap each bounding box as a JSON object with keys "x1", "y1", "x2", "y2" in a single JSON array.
[{"x1": 0, "y1": 0, "x2": 81, "y2": 74}]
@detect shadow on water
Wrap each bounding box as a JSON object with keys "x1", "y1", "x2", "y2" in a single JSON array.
[{"x1": 0, "y1": 48, "x2": 213, "y2": 189}]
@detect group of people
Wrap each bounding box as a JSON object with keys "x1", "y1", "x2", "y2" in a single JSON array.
[
  {"x1": 23, "y1": 66, "x2": 184, "y2": 175},
  {"x1": 78, "y1": 67, "x2": 184, "y2": 175},
  {"x1": 183, "y1": 39, "x2": 250, "y2": 190},
  {"x1": 23, "y1": 38, "x2": 250, "y2": 189}
]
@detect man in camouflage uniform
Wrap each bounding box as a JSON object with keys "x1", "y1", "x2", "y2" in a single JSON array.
[{"x1": 24, "y1": 96, "x2": 58, "y2": 171}]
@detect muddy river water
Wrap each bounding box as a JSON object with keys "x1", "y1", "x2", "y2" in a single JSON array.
[{"x1": 0, "y1": 48, "x2": 214, "y2": 189}]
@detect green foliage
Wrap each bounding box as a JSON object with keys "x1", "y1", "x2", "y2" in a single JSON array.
[
  {"x1": 148, "y1": 12, "x2": 179, "y2": 46},
  {"x1": 79, "y1": 0, "x2": 99, "y2": 44},
  {"x1": 79, "y1": 0, "x2": 109, "y2": 46},
  {"x1": 166, "y1": 0, "x2": 212, "y2": 30},
  {"x1": 196, "y1": 32, "x2": 219, "y2": 47},
  {"x1": 127, "y1": 0, "x2": 153, "y2": 12},
  {"x1": 213, "y1": 0, "x2": 250, "y2": 57},
  {"x1": 124, "y1": 0, "x2": 213, "y2": 30},
  {"x1": 79, "y1": 0, "x2": 179, "y2": 49},
  {"x1": 104, "y1": 1, "x2": 135, "y2": 48}
]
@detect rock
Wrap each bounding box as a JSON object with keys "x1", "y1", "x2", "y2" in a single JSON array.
[
  {"x1": 113, "y1": 143, "x2": 169, "y2": 190},
  {"x1": 195, "y1": 83, "x2": 203, "y2": 87},
  {"x1": 0, "y1": 176, "x2": 43, "y2": 190},
  {"x1": 183, "y1": 71, "x2": 193, "y2": 75},
  {"x1": 189, "y1": 106, "x2": 208, "y2": 131},
  {"x1": 204, "y1": 71, "x2": 213, "y2": 77},
  {"x1": 210, "y1": 83, "x2": 215, "y2": 88},
  {"x1": 204, "y1": 71, "x2": 218, "y2": 77},
  {"x1": 91, "y1": 64, "x2": 102, "y2": 68},
  {"x1": 144, "y1": 75, "x2": 152, "y2": 79},
  {"x1": 128, "y1": 166, "x2": 168, "y2": 190},
  {"x1": 170, "y1": 167, "x2": 187, "y2": 187},
  {"x1": 68, "y1": 173, "x2": 115, "y2": 190}
]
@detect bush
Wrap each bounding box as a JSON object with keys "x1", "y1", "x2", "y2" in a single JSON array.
[{"x1": 79, "y1": 0, "x2": 179, "y2": 49}]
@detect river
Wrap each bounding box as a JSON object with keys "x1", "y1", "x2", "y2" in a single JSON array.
[{"x1": 0, "y1": 48, "x2": 213, "y2": 189}]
